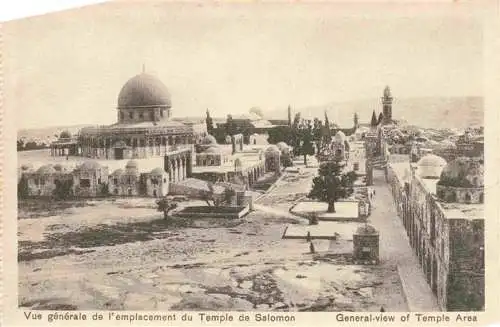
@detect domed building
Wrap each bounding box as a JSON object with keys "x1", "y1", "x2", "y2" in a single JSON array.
[
  {"x1": 436, "y1": 157, "x2": 484, "y2": 203},
  {"x1": 416, "y1": 154, "x2": 447, "y2": 179},
  {"x1": 330, "y1": 130, "x2": 349, "y2": 161},
  {"x1": 78, "y1": 72, "x2": 207, "y2": 160}
]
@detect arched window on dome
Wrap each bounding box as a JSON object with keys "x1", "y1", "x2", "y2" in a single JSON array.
[
  {"x1": 480, "y1": 193, "x2": 484, "y2": 203},
  {"x1": 150, "y1": 111, "x2": 154, "y2": 121},
  {"x1": 160, "y1": 109, "x2": 164, "y2": 118},
  {"x1": 139, "y1": 111, "x2": 144, "y2": 119},
  {"x1": 129, "y1": 111, "x2": 133, "y2": 119}
]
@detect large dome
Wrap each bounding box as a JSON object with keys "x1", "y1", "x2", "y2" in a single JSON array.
[
  {"x1": 417, "y1": 154, "x2": 447, "y2": 179},
  {"x1": 439, "y1": 157, "x2": 484, "y2": 188},
  {"x1": 117, "y1": 73, "x2": 172, "y2": 109}
]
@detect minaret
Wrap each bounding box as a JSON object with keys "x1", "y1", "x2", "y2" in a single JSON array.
[{"x1": 381, "y1": 86, "x2": 393, "y2": 125}]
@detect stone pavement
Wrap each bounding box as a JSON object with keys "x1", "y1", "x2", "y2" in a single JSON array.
[{"x1": 369, "y1": 170, "x2": 440, "y2": 312}]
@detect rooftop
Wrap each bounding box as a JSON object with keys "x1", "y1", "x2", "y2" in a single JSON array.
[
  {"x1": 389, "y1": 161, "x2": 412, "y2": 186},
  {"x1": 439, "y1": 202, "x2": 484, "y2": 220}
]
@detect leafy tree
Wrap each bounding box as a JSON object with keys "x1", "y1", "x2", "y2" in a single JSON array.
[
  {"x1": 206, "y1": 109, "x2": 214, "y2": 135},
  {"x1": 156, "y1": 197, "x2": 178, "y2": 220},
  {"x1": 299, "y1": 120, "x2": 315, "y2": 165},
  {"x1": 312, "y1": 118, "x2": 323, "y2": 152},
  {"x1": 225, "y1": 114, "x2": 237, "y2": 154},
  {"x1": 323, "y1": 111, "x2": 332, "y2": 144},
  {"x1": 267, "y1": 126, "x2": 293, "y2": 144},
  {"x1": 53, "y1": 179, "x2": 74, "y2": 200},
  {"x1": 281, "y1": 151, "x2": 293, "y2": 168},
  {"x1": 18, "y1": 175, "x2": 29, "y2": 198},
  {"x1": 308, "y1": 160, "x2": 357, "y2": 213},
  {"x1": 291, "y1": 113, "x2": 302, "y2": 156},
  {"x1": 378, "y1": 112, "x2": 384, "y2": 125}
]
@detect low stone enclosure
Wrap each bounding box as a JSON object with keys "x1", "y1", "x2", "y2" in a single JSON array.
[
  {"x1": 290, "y1": 200, "x2": 369, "y2": 222},
  {"x1": 174, "y1": 205, "x2": 250, "y2": 219}
]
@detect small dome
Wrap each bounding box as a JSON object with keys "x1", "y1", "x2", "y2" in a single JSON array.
[
  {"x1": 417, "y1": 154, "x2": 447, "y2": 179},
  {"x1": 204, "y1": 146, "x2": 220, "y2": 154},
  {"x1": 117, "y1": 73, "x2": 171, "y2": 109},
  {"x1": 439, "y1": 157, "x2": 484, "y2": 188},
  {"x1": 37, "y1": 164, "x2": 56, "y2": 174},
  {"x1": 111, "y1": 168, "x2": 124, "y2": 176},
  {"x1": 265, "y1": 145, "x2": 280, "y2": 153},
  {"x1": 276, "y1": 142, "x2": 288, "y2": 150},
  {"x1": 59, "y1": 130, "x2": 71, "y2": 139},
  {"x1": 334, "y1": 131, "x2": 346, "y2": 143},
  {"x1": 356, "y1": 224, "x2": 378, "y2": 235},
  {"x1": 21, "y1": 163, "x2": 34, "y2": 171},
  {"x1": 150, "y1": 167, "x2": 164, "y2": 175},
  {"x1": 112, "y1": 140, "x2": 128, "y2": 148},
  {"x1": 53, "y1": 164, "x2": 67, "y2": 172},
  {"x1": 418, "y1": 154, "x2": 447, "y2": 167},
  {"x1": 80, "y1": 160, "x2": 101, "y2": 170},
  {"x1": 202, "y1": 135, "x2": 218, "y2": 145},
  {"x1": 125, "y1": 160, "x2": 138, "y2": 170},
  {"x1": 249, "y1": 107, "x2": 263, "y2": 118}
]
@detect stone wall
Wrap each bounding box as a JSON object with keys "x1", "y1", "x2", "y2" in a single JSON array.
[
  {"x1": 446, "y1": 219, "x2": 485, "y2": 311},
  {"x1": 388, "y1": 161, "x2": 484, "y2": 311}
]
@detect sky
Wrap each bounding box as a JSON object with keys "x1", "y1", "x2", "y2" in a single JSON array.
[{"x1": 4, "y1": 2, "x2": 484, "y2": 129}]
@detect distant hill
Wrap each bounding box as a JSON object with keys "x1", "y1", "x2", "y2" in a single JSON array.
[
  {"x1": 266, "y1": 96, "x2": 483, "y2": 129},
  {"x1": 18, "y1": 124, "x2": 96, "y2": 140},
  {"x1": 18, "y1": 96, "x2": 483, "y2": 140}
]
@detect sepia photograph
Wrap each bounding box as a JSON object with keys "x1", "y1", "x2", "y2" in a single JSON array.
[{"x1": 2, "y1": 1, "x2": 495, "y2": 323}]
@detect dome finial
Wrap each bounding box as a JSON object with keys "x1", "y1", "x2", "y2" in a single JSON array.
[{"x1": 142, "y1": 63, "x2": 145, "y2": 73}]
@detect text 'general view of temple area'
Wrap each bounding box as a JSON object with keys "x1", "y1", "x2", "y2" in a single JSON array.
[{"x1": 16, "y1": 69, "x2": 484, "y2": 314}]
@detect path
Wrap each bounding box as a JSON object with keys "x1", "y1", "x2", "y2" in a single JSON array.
[{"x1": 369, "y1": 169, "x2": 440, "y2": 311}]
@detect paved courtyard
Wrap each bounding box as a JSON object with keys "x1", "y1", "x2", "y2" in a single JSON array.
[{"x1": 368, "y1": 169, "x2": 440, "y2": 311}]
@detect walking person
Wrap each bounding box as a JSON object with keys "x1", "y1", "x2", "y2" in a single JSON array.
[{"x1": 309, "y1": 242, "x2": 316, "y2": 254}]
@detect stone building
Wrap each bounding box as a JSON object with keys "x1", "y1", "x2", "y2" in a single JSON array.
[
  {"x1": 264, "y1": 145, "x2": 281, "y2": 174},
  {"x1": 73, "y1": 161, "x2": 109, "y2": 197},
  {"x1": 77, "y1": 72, "x2": 207, "y2": 160},
  {"x1": 330, "y1": 131, "x2": 349, "y2": 161},
  {"x1": 50, "y1": 131, "x2": 80, "y2": 156},
  {"x1": 22, "y1": 161, "x2": 110, "y2": 198},
  {"x1": 387, "y1": 154, "x2": 484, "y2": 311},
  {"x1": 353, "y1": 224, "x2": 379, "y2": 265}
]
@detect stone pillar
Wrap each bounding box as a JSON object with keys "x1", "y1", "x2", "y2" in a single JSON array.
[
  {"x1": 186, "y1": 156, "x2": 192, "y2": 178},
  {"x1": 171, "y1": 161, "x2": 176, "y2": 182},
  {"x1": 176, "y1": 158, "x2": 181, "y2": 182}
]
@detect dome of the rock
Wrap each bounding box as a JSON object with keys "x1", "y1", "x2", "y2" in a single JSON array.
[{"x1": 117, "y1": 73, "x2": 172, "y2": 109}]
